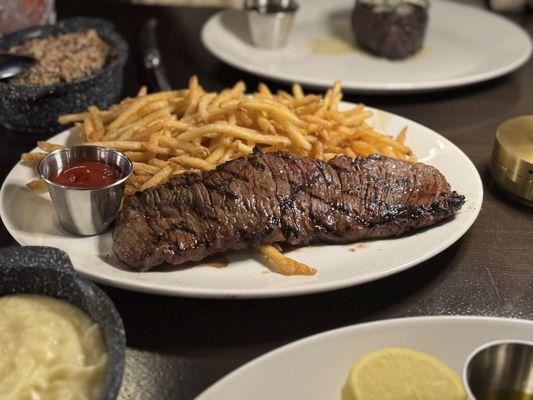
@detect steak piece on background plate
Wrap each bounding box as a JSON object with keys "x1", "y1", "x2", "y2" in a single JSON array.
[
  {"x1": 352, "y1": 0, "x2": 429, "y2": 60},
  {"x1": 113, "y1": 150, "x2": 464, "y2": 271}
]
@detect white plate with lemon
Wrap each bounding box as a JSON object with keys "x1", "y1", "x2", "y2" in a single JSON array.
[{"x1": 197, "y1": 316, "x2": 533, "y2": 399}]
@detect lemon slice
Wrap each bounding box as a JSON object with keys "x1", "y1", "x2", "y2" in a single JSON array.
[{"x1": 341, "y1": 347, "x2": 466, "y2": 400}]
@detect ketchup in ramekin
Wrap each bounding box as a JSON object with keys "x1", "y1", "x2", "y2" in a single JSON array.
[
  {"x1": 38, "y1": 146, "x2": 132, "y2": 235},
  {"x1": 50, "y1": 161, "x2": 121, "y2": 188}
]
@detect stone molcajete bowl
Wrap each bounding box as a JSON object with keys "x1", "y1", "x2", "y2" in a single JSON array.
[
  {"x1": 0, "y1": 17, "x2": 128, "y2": 134},
  {"x1": 0, "y1": 246, "x2": 126, "y2": 399}
]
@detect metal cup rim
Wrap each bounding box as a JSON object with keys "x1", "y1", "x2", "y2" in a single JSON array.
[
  {"x1": 244, "y1": 0, "x2": 299, "y2": 14},
  {"x1": 37, "y1": 145, "x2": 133, "y2": 192},
  {"x1": 246, "y1": 9, "x2": 298, "y2": 18},
  {"x1": 462, "y1": 339, "x2": 533, "y2": 399}
]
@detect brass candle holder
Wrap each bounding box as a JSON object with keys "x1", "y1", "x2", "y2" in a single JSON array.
[{"x1": 490, "y1": 116, "x2": 533, "y2": 207}]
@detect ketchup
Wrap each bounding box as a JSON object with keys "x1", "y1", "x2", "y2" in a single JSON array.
[{"x1": 50, "y1": 161, "x2": 120, "y2": 188}]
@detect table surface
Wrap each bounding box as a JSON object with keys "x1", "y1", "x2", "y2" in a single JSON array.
[{"x1": 1, "y1": 1, "x2": 532, "y2": 399}]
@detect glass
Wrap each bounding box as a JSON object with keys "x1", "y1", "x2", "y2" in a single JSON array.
[{"x1": 0, "y1": 0, "x2": 56, "y2": 35}]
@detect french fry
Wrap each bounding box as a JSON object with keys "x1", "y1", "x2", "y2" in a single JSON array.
[
  {"x1": 280, "y1": 122, "x2": 312, "y2": 151},
  {"x1": 88, "y1": 141, "x2": 145, "y2": 151},
  {"x1": 88, "y1": 106, "x2": 105, "y2": 141},
  {"x1": 256, "y1": 245, "x2": 317, "y2": 276},
  {"x1": 48, "y1": 78, "x2": 414, "y2": 202},
  {"x1": 206, "y1": 136, "x2": 231, "y2": 163},
  {"x1": 209, "y1": 81, "x2": 245, "y2": 111},
  {"x1": 124, "y1": 151, "x2": 148, "y2": 162},
  {"x1": 26, "y1": 178, "x2": 46, "y2": 191},
  {"x1": 132, "y1": 162, "x2": 161, "y2": 175},
  {"x1": 184, "y1": 75, "x2": 201, "y2": 116},
  {"x1": 137, "y1": 86, "x2": 148, "y2": 97},
  {"x1": 169, "y1": 155, "x2": 214, "y2": 170},
  {"x1": 37, "y1": 141, "x2": 64, "y2": 152},
  {"x1": 177, "y1": 123, "x2": 291, "y2": 146},
  {"x1": 257, "y1": 116, "x2": 276, "y2": 135},
  {"x1": 257, "y1": 83, "x2": 273, "y2": 99},
  {"x1": 130, "y1": 174, "x2": 152, "y2": 187},
  {"x1": 83, "y1": 116, "x2": 95, "y2": 141},
  {"x1": 107, "y1": 92, "x2": 176, "y2": 132},
  {"x1": 155, "y1": 135, "x2": 209, "y2": 157},
  {"x1": 140, "y1": 165, "x2": 174, "y2": 191},
  {"x1": 58, "y1": 112, "x2": 88, "y2": 124},
  {"x1": 240, "y1": 99, "x2": 304, "y2": 127},
  {"x1": 198, "y1": 93, "x2": 217, "y2": 121},
  {"x1": 233, "y1": 140, "x2": 254, "y2": 155},
  {"x1": 292, "y1": 83, "x2": 304, "y2": 100},
  {"x1": 21, "y1": 152, "x2": 47, "y2": 163},
  {"x1": 148, "y1": 158, "x2": 170, "y2": 168},
  {"x1": 396, "y1": 126, "x2": 408, "y2": 144}
]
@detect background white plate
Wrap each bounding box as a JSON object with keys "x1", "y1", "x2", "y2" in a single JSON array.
[
  {"x1": 0, "y1": 104, "x2": 482, "y2": 298},
  {"x1": 201, "y1": 0, "x2": 532, "y2": 93},
  {"x1": 197, "y1": 316, "x2": 533, "y2": 399}
]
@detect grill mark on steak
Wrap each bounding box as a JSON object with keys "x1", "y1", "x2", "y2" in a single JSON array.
[{"x1": 113, "y1": 151, "x2": 465, "y2": 271}]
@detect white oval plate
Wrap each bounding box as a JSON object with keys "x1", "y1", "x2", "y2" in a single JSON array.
[
  {"x1": 201, "y1": 0, "x2": 532, "y2": 94},
  {"x1": 0, "y1": 104, "x2": 482, "y2": 298},
  {"x1": 198, "y1": 316, "x2": 533, "y2": 399}
]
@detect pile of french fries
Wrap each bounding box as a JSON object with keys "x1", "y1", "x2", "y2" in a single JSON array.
[{"x1": 21, "y1": 77, "x2": 415, "y2": 276}]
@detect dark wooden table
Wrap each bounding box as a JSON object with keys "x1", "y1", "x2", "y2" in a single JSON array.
[{"x1": 1, "y1": 1, "x2": 532, "y2": 398}]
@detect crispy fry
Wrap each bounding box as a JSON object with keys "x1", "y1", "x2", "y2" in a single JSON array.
[
  {"x1": 88, "y1": 106, "x2": 105, "y2": 141},
  {"x1": 26, "y1": 178, "x2": 46, "y2": 191},
  {"x1": 48, "y1": 78, "x2": 414, "y2": 201},
  {"x1": 37, "y1": 141, "x2": 64, "y2": 153},
  {"x1": 130, "y1": 174, "x2": 152, "y2": 187},
  {"x1": 257, "y1": 83, "x2": 273, "y2": 99},
  {"x1": 147, "y1": 158, "x2": 170, "y2": 168},
  {"x1": 124, "y1": 151, "x2": 147, "y2": 162},
  {"x1": 292, "y1": 83, "x2": 304, "y2": 100},
  {"x1": 107, "y1": 92, "x2": 176, "y2": 132},
  {"x1": 21, "y1": 152, "x2": 47, "y2": 163},
  {"x1": 155, "y1": 135, "x2": 209, "y2": 157},
  {"x1": 240, "y1": 99, "x2": 304, "y2": 127},
  {"x1": 58, "y1": 112, "x2": 87, "y2": 124},
  {"x1": 81, "y1": 116, "x2": 94, "y2": 140},
  {"x1": 233, "y1": 140, "x2": 254, "y2": 155},
  {"x1": 281, "y1": 122, "x2": 312, "y2": 151},
  {"x1": 206, "y1": 136, "x2": 231, "y2": 163},
  {"x1": 88, "y1": 141, "x2": 145, "y2": 151},
  {"x1": 140, "y1": 165, "x2": 174, "y2": 191},
  {"x1": 169, "y1": 155, "x2": 214, "y2": 170},
  {"x1": 177, "y1": 122, "x2": 291, "y2": 146},
  {"x1": 396, "y1": 126, "x2": 408, "y2": 144},
  {"x1": 132, "y1": 162, "x2": 161, "y2": 175},
  {"x1": 137, "y1": 86, "x2": 148, "y2": 97},
  {"x1": 256, "y1": 245, "x2": 317, "y2": 276}
]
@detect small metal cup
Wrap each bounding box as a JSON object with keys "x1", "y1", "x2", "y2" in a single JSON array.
[
  {"x1": 463, "y1": 340, "x2": 533, "y2": 399},
  {"x1": 38, "y1": 146, "x2": 132, "y2": 236},
  {"x1": 244, "y1": 0, "x2": 298, "y2": 49}
]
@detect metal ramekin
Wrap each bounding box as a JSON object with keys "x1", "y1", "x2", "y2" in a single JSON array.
[
  {"x1": 38, "y1": 146, "x2": 132, "y2": 236},
  {"x1": 244, "y1": 0, "x2": 299, "y2": 49},
  {"x1": 463, "y1": 339, "x2": 533, "y2": 399}
]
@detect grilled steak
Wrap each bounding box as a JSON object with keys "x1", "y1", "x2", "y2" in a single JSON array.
[
  {"x1": 352, "y1": 0, "x2": 428, "y2": 60},
  {"x1": 113, "y1": 150, "x2": 464, "y2": 271}
]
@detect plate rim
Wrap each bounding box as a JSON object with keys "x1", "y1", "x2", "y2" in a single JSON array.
[
  {"x1": 197, "y1": 315, "x2": 533, "y2": 398},
  {"x1": 201, "y1": 0, "x2": 532, "y2": 94},
  {"x1": 0, "y1": 104, "x2": 483, "y2": 298}
]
